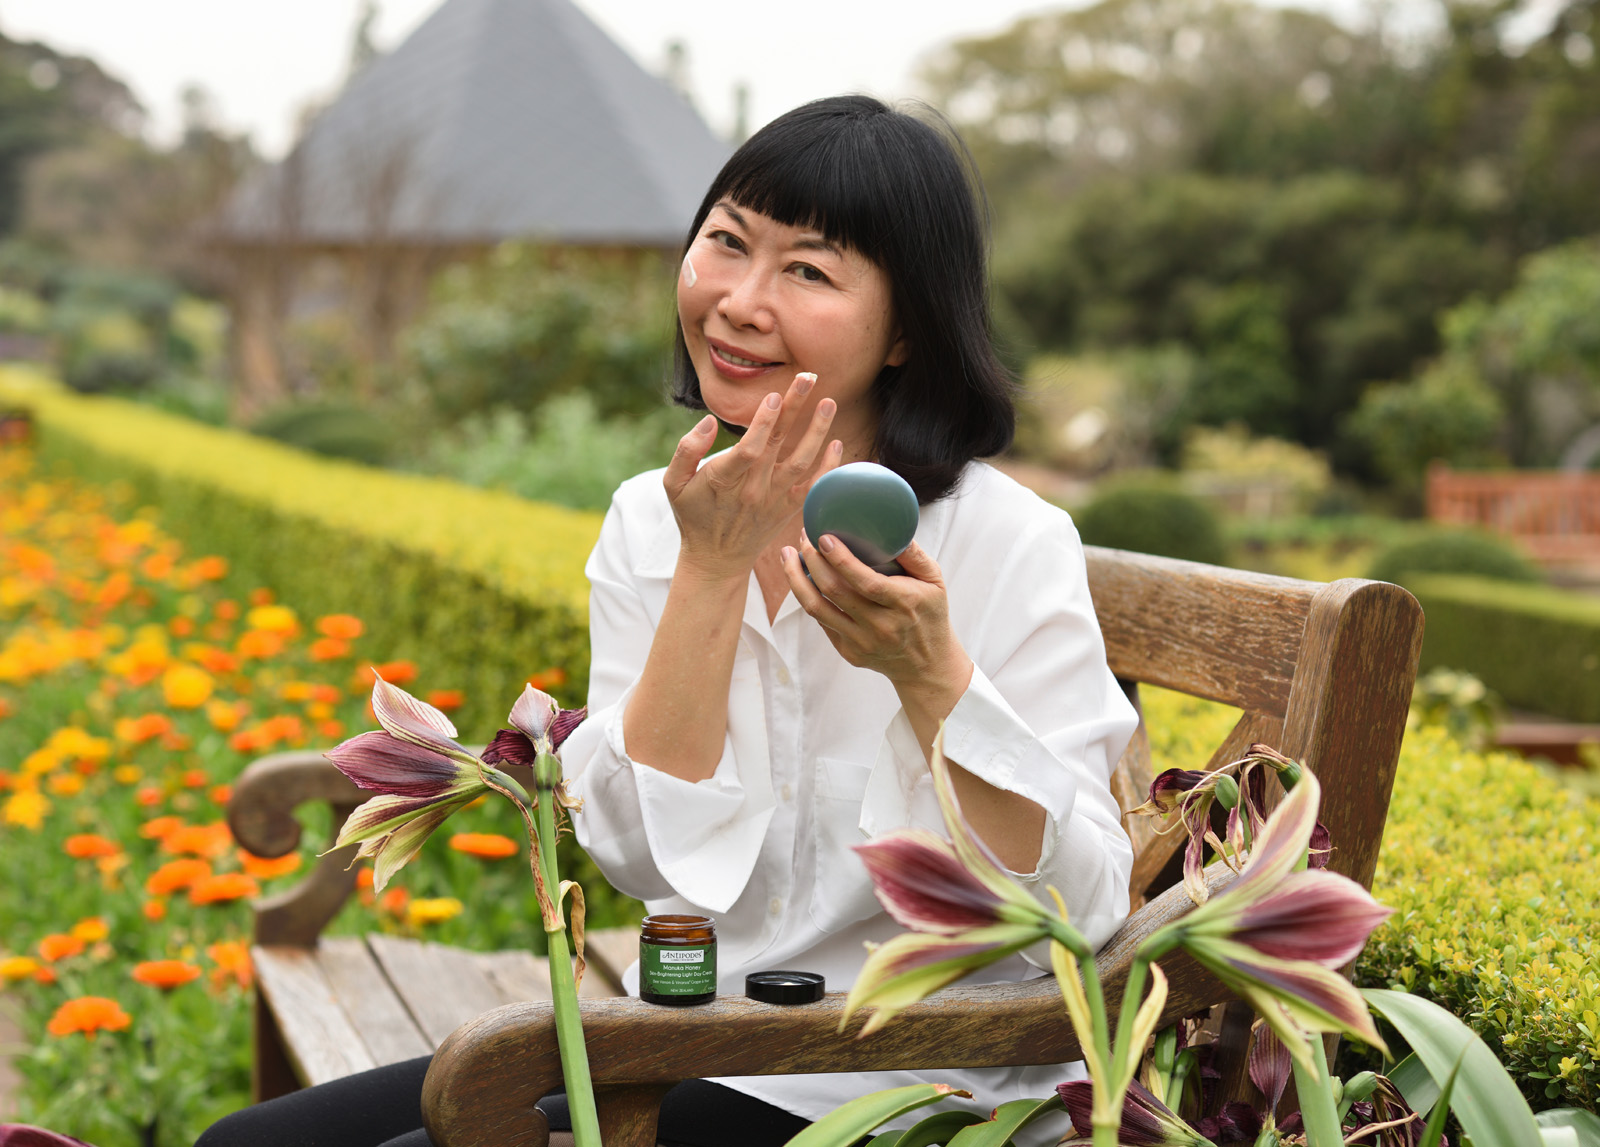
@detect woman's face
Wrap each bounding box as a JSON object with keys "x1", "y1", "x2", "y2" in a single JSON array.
[{"x1": 677, "y1": 200, "x2": 906, "y2": 453}]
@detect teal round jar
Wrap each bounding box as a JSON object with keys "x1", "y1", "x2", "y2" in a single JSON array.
[{"x1": 638, "y1": 914, "x2": 717, "y2": 1006}]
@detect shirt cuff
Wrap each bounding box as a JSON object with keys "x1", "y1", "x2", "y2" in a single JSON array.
[
  {"x1": 597, "y1": 681, "x2": 776, "y2": 914},
  {"x1": 858, "y1": 665, "x2": 1080, "y2": 880}
]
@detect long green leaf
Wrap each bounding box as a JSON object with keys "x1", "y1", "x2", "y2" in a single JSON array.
[
  {"x1": 1418, "y1": 1049, "x2": 1464, "y2": 1147},
  {"x1": 1291, "y1": 1039, "x2": 1344, "y2": 1147},
  {"x1": 947, "y1": 1097, "x2": 1067, "y2": 1147},
  {"x1": 890, "y1": 1110, "x2": 988, "y2": 1147},
  {"x1": 783, "y1": 1084, "x2": 969, "y2": 1147},
  {"x1": 1363, "y1": 989, "x2": 1542, "y2": 1147},
  {"x1": 1537, "y1": 1109, "x2": 1600, "y2": 1147},
  {"x1": 867, "y1": 1135, "x2": 902, "y2": 1147},
  {"x1": 1388, "y1": 1052, "x2": 1442, "y2": 1117}
]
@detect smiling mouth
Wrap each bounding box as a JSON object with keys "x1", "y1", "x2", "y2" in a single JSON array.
[{"x1": 711, "y1": 344, "x2": 782, "y2": 368}]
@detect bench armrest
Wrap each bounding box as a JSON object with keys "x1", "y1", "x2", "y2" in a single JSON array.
[
  {"x1": 422, "y1": 870, "x2": 1236, "y2": 1147},
  {"x1": 229, "y1": 751, "x2": 367, "y2": 946}
]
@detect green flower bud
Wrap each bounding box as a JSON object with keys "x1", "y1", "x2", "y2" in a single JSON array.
[{"x1": 1214, "y1": 774, "x2": 1241, "y2": 809}]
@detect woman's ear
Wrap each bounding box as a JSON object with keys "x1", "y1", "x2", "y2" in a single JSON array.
[{"x1": 886, "y1": 330, "x2": 909, "y2": 368}]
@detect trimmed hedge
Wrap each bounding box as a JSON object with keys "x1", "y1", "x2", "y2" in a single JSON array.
[
  {"x1": 1142, "y1": 686, "x2": 1600, "y2": 1112},
  {"x1": 0, "y1": 367, "x2": 603, "y2": 739},
  {"x1": 1407, "y1": 573, "x2": 1600, "y2": 724}
]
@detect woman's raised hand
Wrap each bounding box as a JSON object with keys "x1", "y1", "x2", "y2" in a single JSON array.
[{"x1": 663, "y1": 371, "x2": 842, "y2": 581}]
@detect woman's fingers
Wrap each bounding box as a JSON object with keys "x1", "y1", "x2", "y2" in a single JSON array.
[
  {"x1": 662, "y1": 415, "x2": 718, "y2": 500},
  {"x1": 781, "y1": 545, "x2": 857, "y2": 634},
  {"x1": 780, "y1": 399, "x2": 840, "y2": 492},
  {"x1": 811, "y1": 532, "x2": 904, "y2": 608}
]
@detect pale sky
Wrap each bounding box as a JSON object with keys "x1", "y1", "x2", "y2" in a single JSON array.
[{"x1": 0, "y1": 0, "x2": 1529, "y2": 159}]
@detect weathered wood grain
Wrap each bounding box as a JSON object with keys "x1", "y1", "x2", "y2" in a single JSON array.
[
  {"x1": 1086, "y1": 547, "x2": 1318, "y2": 716},
  {"x1": 1110, "y1": 679, "x2": 1158, "y2": 864},
  {"x1": 369, "y1": 935, "x2": 510, "y2": 1047},
  {"x1": 253, "y1": 945, "x2": 377, "y2": 1087},
  {"x1": 476, "y1": 949, "x2": 554, "y2": 1005},
  {"x1": 422, "y1": 870, "x2": 1239, "y2": 1147},
  {"x1": 581, "y1": 926, "x2": 642, "y2": 996},
  {"x1": 318, "y1": 937, "x2": 432, "y2": 1066}
]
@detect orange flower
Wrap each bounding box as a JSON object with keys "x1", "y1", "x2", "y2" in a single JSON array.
[
  {"x1": 206, "y1": 699, "x2": 244, "y2": 731},
  {"x1": 239, "y1": 850, "x2": 301, "y2": 880},
  {"x1": 189, "y1": 872, "x2": 259, "y2": 905},
  {"x1": 316, "y1": 614, "x2": 364, "y2": 640},
  {"x1": 162, "y1": 821, "x2": 232, "y2": 858},
  {"x1": 236, "y1": 630, "x2": 285, "y2": 659},
  {"x1": 310, "y1": 683, "x2": 342, "y2": 705},
  {"x1": 196, "y1": 647, "x2": 239, "y2": 675},
  {"x1": 527, "y1": 667, "x2": 568, "y2": 690},
  {"x1": 248, "y1": 587, "x2": 275, "y2": 606},
  {"x1": 181, "y1": 769, "x2": 209, "y2": 789},
  {"x1": 427, "y1": 690, "x2": 465, "y2": 712},
  {"x1": 38, "y1": 933, "x2": 85, "y2": 962},
  {"x1": 207, "y1": 940, "x2": 253, "y2": 989},
  {"x1": 215, "y1": 599, "x2": 240, "y2": 620},
  {"x1": 135, "y1": 786, "x2": 163, "y2": 807},
  {"x1": 354, "y1": 661, "x2": 418, "y2": 688},
  {"x1": 140, "y1": 551, "x2": 175, "y2": 581},
  {"x1": 310, "y1": 637, "x2": 350, "y2": 661},
  {"x1": 33, "y1": 965, "x2": 57, "y2": 984},
  {"x1": 143, "y1": 899, "x2": 167, "y2": 922},
  {"x1": 317, "y1": 719, "x2": 345, "y2": 740},
  {"x1": 139, "y1": 815, "x2": 184, "y2": 841},
  {"x1": 145, "y1": 857, "x2": 211, "y2": 895},
  {"x1": 116, "y1": 713, "x2": 174, "y2": 745},
  {"x1": 0, "y1": 697, "x2": 12, "y2": 721},
  {"x1": 168, "y1": 615, "x2": 195, "y2": 637},
  {"x1": 191, "y1": 555, "x2": 229, "y2": 581},
  {"x1": 210, "y1": 784, "x2": 233, "y2": 805},
  {"x1": 379, "y1": 886, "x2": 410, "y2": 917},
  {"x1": 356, "y1": 867, "x2": 374, "y2": 890},
  {"x1": 48, "y1": 996, "x2": 132, "y2": 1037},
  {"x1": 449, "y1": 832, "x2": 518, "y2": 860},
  {"x1": 70, "y1": 917, "x2": 109, "y2": 943},
  {"x1": 65, "y1": 833, "x2": 121, "y2": 860},
  {"x1": 132, "y1": 959, "x2": 202, "y2": 990},
  {"x1": 162, "y1": 663, "x2": 214, "y2": 709},
  {"x1": 228, "y1": 729, "x2": 260, "y2": 753}
]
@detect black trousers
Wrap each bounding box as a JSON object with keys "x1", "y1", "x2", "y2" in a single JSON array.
[{"x1": 195, "y1": 1055, "x2": 811, "y2": 1147}]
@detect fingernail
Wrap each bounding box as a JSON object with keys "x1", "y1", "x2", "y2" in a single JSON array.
[
  {"x1": 795, "y1": 372, "x2": 816, "y2": 395},
  {"x1": 830, "y1": 440, "x2": 843, "y2": 455},
  {"x1": 781, "y1": 546, "x2": 796, "y2": 563},
  {"x1": 765, "y1": 392, "x2": 781, "y2": 410},
  {"x1": 698, "y1": 414, "x2": 716, "y2": 433},
  {"x1": 819, "y1": 535, "x2": 835, "y2": 553},
  {"x1": 818, "y1": 399, "x2": 835, "y2": 418}
]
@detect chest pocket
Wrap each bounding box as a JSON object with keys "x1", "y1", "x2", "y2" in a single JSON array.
[{"x1": 808, "y1": 756, "x2": 882, "y2": 933}]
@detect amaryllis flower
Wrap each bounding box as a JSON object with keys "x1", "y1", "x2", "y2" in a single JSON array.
[
  {"x1": 841, "y1": 734, "x2": 1058, "y2": 1036},
  {"x1": 482, "y1": 685, "x2": 586, "y2": 805},
  {"x1": 326, "y1": 676, "x2": 497, "y2": 892},
  {"x1": 1159, "y1": 769, "x2": 1393, "y2": 1066},
  {"x1": 1057, "y1": 1078, "x2": 1214, "y2": 1146}
]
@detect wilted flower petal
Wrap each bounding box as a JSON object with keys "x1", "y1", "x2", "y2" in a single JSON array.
[
  {"x1": 1247, "y1": 1021, "x2": 1291, "y2": 1114},
  {"x1": 370, "y1": 675, "x2": 474, "y2": 763},
  {"x1": 507, "y1": 684, "x2": 586, "y2": 756},
  {"x1": 326, "y1": 731, "x2": 471, "y2": 798},
  {"x1": 842, "y1": 926, "x2": 1045, "y2": 1037},
  {"x1": 1131, "y1": 769, "x2": 1209, "y2": 818},
  {"x1": 481, "y1": 728, "x2": 538, "y2": 770},
  {"x1": 1057, "y1": 1079, "x2": 1211, "y2": 1146}
]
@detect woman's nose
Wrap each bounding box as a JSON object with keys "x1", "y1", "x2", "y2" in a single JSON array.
[{"x1": 717, "y1": 267, "x2": 775, "y2": 330}]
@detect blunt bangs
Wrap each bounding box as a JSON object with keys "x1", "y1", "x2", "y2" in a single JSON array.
[{"x1": 672, "y1": 95, "x2": 1015, "y2": 504}]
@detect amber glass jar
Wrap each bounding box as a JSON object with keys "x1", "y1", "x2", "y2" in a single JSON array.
[{"x1": 638, "y1": 914, "x2": 717, "y2": 1006}]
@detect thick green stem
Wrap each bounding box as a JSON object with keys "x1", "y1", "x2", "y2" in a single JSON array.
[
  {"x1": 536, "y1": 764, "x2": 601, "y2": 1147},
  {"x1": 1291, "y1": 1038, "x2": 1343, "y2": 1147}
]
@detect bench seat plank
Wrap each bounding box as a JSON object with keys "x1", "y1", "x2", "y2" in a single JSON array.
[
  {"x1": 319, "y1": 936, "x2": 433, "y2": 1066},
  {"x1": 369, "y1": 935, "x2": 512, "y2": 1047},
  {"x1": 254, "y1": 945, "x2": 379, "y2": 1087}
]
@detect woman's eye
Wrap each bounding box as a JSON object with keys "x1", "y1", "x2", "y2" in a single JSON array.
[
  {"x1": 794, "y1": 264, "x2": 828, "y2": 284},
  {"x1": 707, "y1": 230, "x2": 743, "y2": 251}
]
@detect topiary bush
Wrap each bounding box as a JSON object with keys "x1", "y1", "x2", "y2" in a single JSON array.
[
  {"x1": 1366, "y1": 527, "x2": 1542, "y2": 587},
  {"x1": 251, "y1": 401, "x2": 396, "y2": 467},
  {"x1": 1073, "y1": 480, "x2": 1229, "y2": 566}
]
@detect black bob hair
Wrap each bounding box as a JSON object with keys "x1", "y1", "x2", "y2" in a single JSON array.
[{"x1": 671, "y1": 95, "x2": 1015, "y2": 505}]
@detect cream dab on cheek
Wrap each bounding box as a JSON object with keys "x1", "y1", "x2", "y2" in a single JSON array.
[{"x1": 680, "y1": 254, "x2": 698, "y2": 288}]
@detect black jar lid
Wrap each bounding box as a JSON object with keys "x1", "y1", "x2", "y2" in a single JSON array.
[{"x1": 745, "y1": 970, "x2": 825, "y2": 1005}]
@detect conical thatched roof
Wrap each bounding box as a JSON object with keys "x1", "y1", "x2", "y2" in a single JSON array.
[{"x1": 217, "y1": 0, "x2": 730, "y2": 247}]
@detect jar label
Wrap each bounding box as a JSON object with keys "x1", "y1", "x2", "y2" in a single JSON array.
[{"x1": 640, "y1": 942, "x2": 716, "y2": 996}]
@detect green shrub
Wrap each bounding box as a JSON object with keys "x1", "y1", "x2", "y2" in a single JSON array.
[
  {"x1": 1407, "y1": 573, "x2": 1600, "y2": 723},
  {"x1": 1141, "y1": 686, "x2": 1600, "y2": 1111},
  {"x1": 252, "y1": 401, "x2": 396, "y2": 467},
  {"x1": 0, "y1": 367, "x2": 601, "y2": 737},
  {"x1": 1074, "y1": 481, "x2": 1229, "y2": 565},
  {"x1": 1341, "y1": 358, "x2": 1504, "y2": 499},
  {"x1": 1366, "y1": 528, "x2": 1542, "y2": 587}
]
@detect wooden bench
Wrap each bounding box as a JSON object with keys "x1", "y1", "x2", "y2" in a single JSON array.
[{"x1": 229, "y1": 546, "x2": 1424, "y2": 1146}]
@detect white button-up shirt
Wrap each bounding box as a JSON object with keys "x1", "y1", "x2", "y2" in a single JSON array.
[{"x1": 563, "y1": 461, "x2": 1138, "y2": 1138}]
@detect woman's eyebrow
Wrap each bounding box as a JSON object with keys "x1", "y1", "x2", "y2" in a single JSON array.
[{"x1": 793, "y1": 236, "x2": 842, "y2": 258}]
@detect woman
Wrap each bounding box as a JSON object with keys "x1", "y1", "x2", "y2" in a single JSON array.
[
  {"x1": 199, "y1": 95, "x2": 1135, "y2": 1147},
  {"x1": 561, "y1": 95, "x2": 1137, "y2": 1142}
]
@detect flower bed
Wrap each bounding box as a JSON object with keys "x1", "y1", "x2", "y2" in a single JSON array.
[
  {"x1": 1142, "y1": 687, "x2": 1600, "y2": 1111},
  {"x1": 0, "y1": 449, "x2": 634, "y2": 1147}
]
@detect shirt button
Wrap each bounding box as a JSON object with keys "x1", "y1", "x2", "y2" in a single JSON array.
[
  {"x1": 781, "y1": 784, "x2": 793, "y2": 802},
  {"x1": 776, "y1": 666, "x2": 792, "y2": 686},
  {"x1": 769, "y1": 897, "x2": 782, "y2": 916}
]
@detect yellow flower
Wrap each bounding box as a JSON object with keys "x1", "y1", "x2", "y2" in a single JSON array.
[
  {"x1": 0, "y1": 955, "x2": 40, "y2": 982},
  {"x1": 70, "y1": 917, "x2": 109, "y2": 943},
  {"x1": 246, "y1": 605, "x2": 298, "y2": 635},
  {"x1": 20, "y1": 748, "x2": 58, "y2": 776},
  {"x1": 161, "y1": 663, "x2": 214, "y2": 709},
  {"x1": 3, "y1": 789, "x2": 49, "y2": 829},
  {"x1": 405, "y1": 897, "x2": 464, "y2": 927},
  {"x1": 112, "y1": 765, "x2": 143, "y2": 785},
  {"x1": 46, "y1": 728, "x2": 111, "y2": 762}
]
